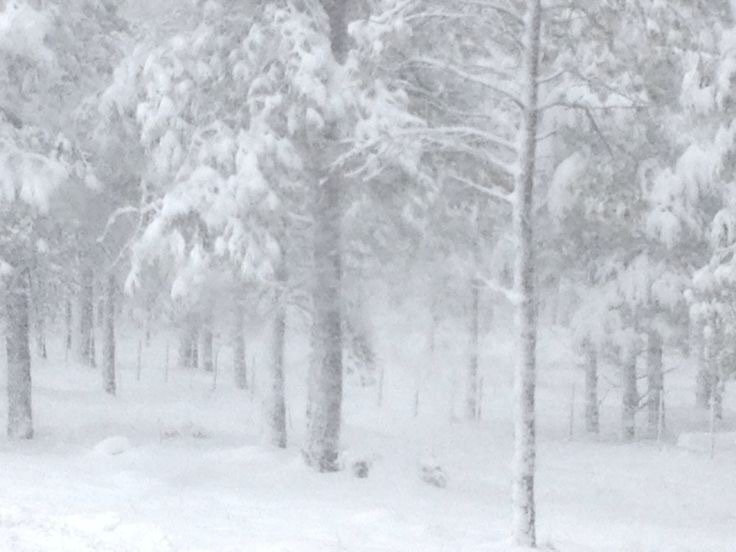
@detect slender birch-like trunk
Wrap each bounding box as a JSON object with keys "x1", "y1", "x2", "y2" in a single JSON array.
[
  {"x1": 6, "y1": 268, "x2": 33, "y2": 439},
  {"x1": 646, "y1": 329, "x2": 663, "y2": 437},
  {"x1": 583, "y1": 338, "x2": 599, "y2": 434},
  {"x1": 102, "y1": 273, "x2": 116, "y2": 395},
  {"x1": 511, "y1": 1, "x2": 541, "y2": 546},
  {"x1": 304, "y1": 0, "x2": 347, "y2": 472}
]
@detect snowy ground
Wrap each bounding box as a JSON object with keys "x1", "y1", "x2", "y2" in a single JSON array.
[{"x1": 0, "y1": 321, "x2": 734, "y2": 551}]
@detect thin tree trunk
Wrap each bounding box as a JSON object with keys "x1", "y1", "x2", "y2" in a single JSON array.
[
  {"x1": 102, "y1": 273, "x2": 116, "y2": 395},
  {"x1": 233, "y1": 299, "x2": 248, "y2": 389},
  {"x1": 707, "y1": 323, "x2": 724, "y2": 421},
  {"x1": 6, "y1": 268, "x2": 33, "y2": 439},
  {"x1": 465, "y1": 270, "x2": 480, "y2": 421},
  {"x1": 269, "y1": 290, "x2": 287, "y2": 448},
  {"x1": 622, "y1": 343, "x2": 638, "y2": 441},
  {"x1": 64, "y1": 296, "x2": 73, "y2": 354},
  {"x1": 511, "y1": 1, "x2": 541, "y2": 546},
  {"x1": 178, "y1": 325, "x2": 192, "y2": 369},
  {"x1": 78, "y1": 266, "x2": 95, "y2": 367},
  {"x1": 583, "y1": 338, "x2": 599, "y2": 434},
  {"x1": 694, "y1": 316, "x2": 710, "y2": 408},
  {"x1": 201, "y1": 312, "x2": 214, "y2": 373},
  {"x1": 32, "y1": 277, "x2": 47, "y2": 360},
  {"x1": 305, "y1": 0, "x2": 347, "y2": 473},
  {"x1": 646, "y1": 329, "x2": 663, "y2": 437}
]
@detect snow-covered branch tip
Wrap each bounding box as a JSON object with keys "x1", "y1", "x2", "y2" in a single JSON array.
[{"x1": 448, "y1": 175, "x2": 513, "y2": 204}]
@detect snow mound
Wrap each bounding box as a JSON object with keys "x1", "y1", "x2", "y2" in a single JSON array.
[
  {"x1": 92, "y1": 436, "x2": 132, "y2": 456},
  {"x1": 676, "y1": 432, "x2": 736, "y2": 452}
]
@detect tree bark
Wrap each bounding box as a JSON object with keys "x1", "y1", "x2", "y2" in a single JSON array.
[
  {"x1": 6, "y1": 268, "x2": 33, "y2": 439},
  {"x1": 511, "y1": 1, "x2": 542, "y2": 547},
  {"x1": 694, "y1": 316, "x2": 711, "y2": 408},
  {"x1": 622, "y1": 343, "x2": 638, "y2": 441},
  {"x1": 304, "y1": 0, "x2": 347, "y2": 473},
  {"x1": 583, "y1": 338, "x2": 599, "y2": 434},
  {"x1": 706, "y1": 323, "x2": 724, "y2": 421},
  {"x1": 305, "y1": 172, "x2": 343, "y2": 471},
  {"x1": 102, "y1": 273, "x2": 116, "y2": 395},
  {"x1": 201, "y1": 312, "x2": 214, "y2": 373},
  {"x1": 64, "y1": 296, "x2": 73, "y2": 354},
  {"x1": 31, "y1": 276, "x2": 47, "y2": 360},
  {"x1": 465, "y1": 268, "x2": 480, "y2": 421},
  {"x1": 646, "y1": 329, "x2": 663, "y2": 437},
  {"x1": 233, "y1": 299, "x2": 248, "y2": 389},
  {"x1": 78, "y1": 266, "x2": 95, "y2": 367},
  {"x1": 269, "y1": 291, "x2": 287, "y2": 448}
]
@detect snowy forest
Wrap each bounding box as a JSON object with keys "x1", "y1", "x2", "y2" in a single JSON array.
[{"x1": 1, "y1": 0, "x2": 735, "y2": 550}]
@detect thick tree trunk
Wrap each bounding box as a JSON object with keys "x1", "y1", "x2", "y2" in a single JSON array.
[
  {"x1": 78, "y1": 267, "x2": 95, "y2": 367},
  {"x1": 102, "y1": 273, "x2": 116, "y2": 395},
  {"x1": 511, "y1": 1, "x2": 541, "y2": 547},
  {"x1": 6, "y1": 269, "x2": 33, "y2": 439},
  {"x1": 305, "y1": 173, "x2": 343, "y2": 471},
  {"x1": 646, "y1": 329, "x2": 663, "y2": 437},
  {"x1": 305, "y1": 0, "x2": 347, "y2": 473},
  {"x1": 233, "y1": 300, "x2": 248, "y2": 389},
  {"x1": 583, "y1": 338, "x2": 599, "y2": 434},
  {"x1": 622, "y1": 343, "x2": 638, "y2": 441}
]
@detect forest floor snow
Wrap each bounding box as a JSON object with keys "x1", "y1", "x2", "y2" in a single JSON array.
[{"x1": 0, "y1": 326, "x2": 734, "y2": 551}]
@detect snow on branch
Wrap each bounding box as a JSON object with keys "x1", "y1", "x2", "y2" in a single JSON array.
[{"x1": 409, "y1": 56, "x2": 523, "y2": 109}]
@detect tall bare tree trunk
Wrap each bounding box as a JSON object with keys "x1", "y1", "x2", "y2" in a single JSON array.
[
  {"x1": 646, "y1": 329, "x2": 663, "y2": 437},
  {"x1": 693, "y1": 316, "x2": 710, "y2": 408},
  {"x1": 706, "y1": 322, "x2": 724, "y2": 421},
  {"x1": 269, "y1": 277, "x2": 287, "y2": 448},
  {"x1": 31, "y1": 276, "x2": 47, "y2": 360},
  {"x1": 511, "y1": 1, "x2": 541, "y2": 546},
  {"x1": 64, "y1": 295, "x2": 73, "y2": 355},
  {"x1": 233, "y1": 299, "x2": 248, "y2": 389},
  {"x1": 102, "y1": 273, "x2": 116, "y2": 395},
  {"x1": 78, "y1": 266, "x2": 95, "y2": 367},
  {"x1": 466, "y1": 266, "x2": 480, "y2": 421},
  {"x1": 304, "y1": 0, "x2": 347, "y2": 473},
  {"x1": 6, "y1": 268, "x2": 33, "y2": 439},
  {"x1": 201, "y1": 312, "x2": 214, "y2": 373},
  {"x1": 622, "y1": 343, "x2": 638, "y2": 441},
  {"x1": 583, "y1": 338, "x2": 599, "y2": 434}
]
